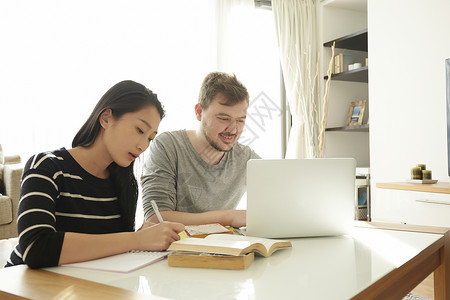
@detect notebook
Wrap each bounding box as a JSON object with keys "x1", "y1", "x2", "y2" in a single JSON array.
[
  {"x1": 246, "y1": 158, "x2": 356, "y2": 238},
  {"x1": 62, "y1": 251, "x2": 170, "y2": 273}
]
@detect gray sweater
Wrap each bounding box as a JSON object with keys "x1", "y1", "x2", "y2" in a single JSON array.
[{"x1": 141, "y1": 130, "x2": 260, "y2": 221}]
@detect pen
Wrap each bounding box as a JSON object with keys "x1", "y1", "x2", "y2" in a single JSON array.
[{"x1": 150, "y1": 200, "x2": 164, "y2": 223}]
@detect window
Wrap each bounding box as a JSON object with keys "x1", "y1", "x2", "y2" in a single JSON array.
[{"x1": 0, "y1": 1, "x2": 281, "y2": 225}]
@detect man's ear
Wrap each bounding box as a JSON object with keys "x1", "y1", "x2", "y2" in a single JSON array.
[
  {"x1": 99, "y1": 109, "x2": 113, "y2": 129},
  {"x1": 195, "y1": 103, "x2": 203, "y2": 121}
]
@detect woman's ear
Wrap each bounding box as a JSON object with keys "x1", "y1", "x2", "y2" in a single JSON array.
[
  {"x1": 99, "y1": 109, "x2": 113, "y2": 129},
  {"x1": 195, "y1": 103, "x2": 203, "y2": 121}
]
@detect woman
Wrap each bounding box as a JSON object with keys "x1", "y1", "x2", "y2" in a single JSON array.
[{"x1": 6, "y1": 80, "x2": 184, "y2": 268}]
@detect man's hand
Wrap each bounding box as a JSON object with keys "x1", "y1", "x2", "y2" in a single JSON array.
[{"x1": 227, "y1": 210, "x2": 246, "y2": 228}]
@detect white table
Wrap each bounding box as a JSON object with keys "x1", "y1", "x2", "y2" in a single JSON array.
[{"x1": 1, "y1": 222, "x2": 449, "y2": 299}]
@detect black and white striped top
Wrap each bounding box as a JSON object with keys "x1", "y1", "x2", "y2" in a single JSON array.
[{"x1": 6, "y1": 148, "x2": 125, "y2": 268}]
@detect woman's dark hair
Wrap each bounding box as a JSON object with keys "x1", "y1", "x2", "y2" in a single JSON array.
[{"x1": 72, "y1": 80, "x2": 165, "y2": 231}]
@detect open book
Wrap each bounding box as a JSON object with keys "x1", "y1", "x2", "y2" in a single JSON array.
[
  {"x1": 167, "y1": 234, "x2": 292, "y2": 258},
  {"x1": 62, "y1": 251, "x2": 170, "y2": 273}
]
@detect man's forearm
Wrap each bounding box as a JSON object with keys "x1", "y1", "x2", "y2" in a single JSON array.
[{"x1": 148, "y1": 210, "x2": 246, "y2": 227}]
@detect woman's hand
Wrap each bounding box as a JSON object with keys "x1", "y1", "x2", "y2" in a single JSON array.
[
  {"x1": 137, "y1": 219, "x2": 156, "y2": 231},
  {"x1": 134, "y1": 222, "x2": 185, "y2": 251}
]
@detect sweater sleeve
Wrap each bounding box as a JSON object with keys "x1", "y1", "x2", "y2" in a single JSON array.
[
  {"x1": 141, "y1": 133, "x2": 178, "y2": 221},
  {"x1": 251, "y1": 149, "x2": 261, "y2": 159},
  {"x1": 15, "y1": 153, "x2": 65, "y2": 268}
]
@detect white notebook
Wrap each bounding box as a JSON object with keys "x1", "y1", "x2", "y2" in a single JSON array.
[{"x1": 62, "y1": 251, "x2": 170, "y2": 273}]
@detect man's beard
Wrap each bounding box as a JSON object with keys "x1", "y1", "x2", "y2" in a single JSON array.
[{"x1": 202, "y1": 127, "x2": 235, "y2": 153}]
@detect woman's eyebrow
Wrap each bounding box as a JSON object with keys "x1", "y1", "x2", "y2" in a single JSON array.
[{"x1": 139, "y1": 118, "x2": 152, "y2": 129}]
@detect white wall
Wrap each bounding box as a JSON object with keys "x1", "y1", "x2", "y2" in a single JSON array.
[{"x1": 369, "y1": 0, "x2": 450, "y2": 218}]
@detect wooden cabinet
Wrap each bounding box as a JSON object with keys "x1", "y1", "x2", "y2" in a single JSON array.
[{"x1": 374, "y1": 182, "x2": 450, "y2": 227}]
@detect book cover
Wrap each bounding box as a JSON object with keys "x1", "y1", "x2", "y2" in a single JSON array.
[{"x1": 168, "y1": 251, "x2": 254, "y2": 270}]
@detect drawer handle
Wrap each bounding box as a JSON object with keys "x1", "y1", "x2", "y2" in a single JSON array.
[{"x1": 416, "y1": 199, "x2": 450, "y2": 205}]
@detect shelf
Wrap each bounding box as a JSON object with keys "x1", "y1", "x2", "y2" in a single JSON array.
[
  {"x1": 323, "y1": 28, "x2": 368, "y2": 51},
  {"x1": 324, "y1": 66, "x2": 368, "y2": 82},
  {"x1": 326, "y1": 124, "x2": 369, "y2": 132},
  {"x1": 376, "y1": 182, "x2": 450, "y2": 194}
]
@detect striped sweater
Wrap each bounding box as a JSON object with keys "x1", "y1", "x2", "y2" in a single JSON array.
[{"x1": 6, "y1": 148, "x2": 125, "y2": 268}]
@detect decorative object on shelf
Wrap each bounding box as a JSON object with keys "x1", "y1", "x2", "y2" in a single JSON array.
[
  {"x1": 346, "y1": 100, "x2": 367, "y2": 126},
  {"x1": 348, "y1": 63, "x2": 362, "y2": 71},
  {"x1": 411, "y1": 167, "x2": 422, "y2": 180},
  {"x1": 317, "y1": 43, "x2": 335, "y2": 158},
  {"x1": 417, "y1": 164, "x2": 426, "y2": 171},
  {"x1": 409, "y1": 163, "x2": 436, "y2": 183},
  {"x1": 422, "y1": 169, "x2": 432, "y2": 180}
]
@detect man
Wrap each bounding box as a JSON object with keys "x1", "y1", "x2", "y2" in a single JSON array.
[{"x1": 141, "y1": 72, "x2": 260, "y2": 227}]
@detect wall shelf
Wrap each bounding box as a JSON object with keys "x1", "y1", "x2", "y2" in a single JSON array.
[
  {"x1": 324, "y1": 66, "x2": 368, "y2": 82},
  {"x1": 323, "y1": 28, "x2": 368, "y2": 51},
  {"x1": 326, "y1": 124, "x2": 369, "y2": 132}
]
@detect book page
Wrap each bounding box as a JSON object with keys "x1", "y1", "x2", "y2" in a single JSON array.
[
  {"x1": 170, "y1": 237, "x2": 252, "y2": 249},
  {"x1": 62, "y1": 251, "x2": 170, "y2": 273},
  {"x1": 205, "y1": 234, "x2": 284, "y2": 252},
  {"x1": 168, "y1": 238, "x2": 253, "y2": 256}
]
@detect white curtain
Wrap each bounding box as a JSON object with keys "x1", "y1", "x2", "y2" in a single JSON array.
[
  {"x1": 272, "y1": 0, "x2": 319, "y2": 159},
  {"x1": 215, "y1": 0, "x2": 254, "y2": 71}
]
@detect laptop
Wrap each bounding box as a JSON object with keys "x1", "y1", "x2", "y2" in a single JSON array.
[{"x1": 245, "y1": 158, "x2": 356, "y2": 238}]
